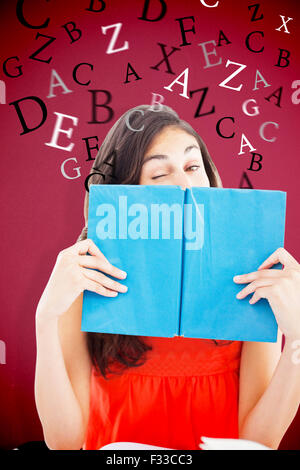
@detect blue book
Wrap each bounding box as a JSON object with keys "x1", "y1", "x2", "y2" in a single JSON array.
[{"x1": 81, "y1": 185, "x2": 286, "y2": 342}]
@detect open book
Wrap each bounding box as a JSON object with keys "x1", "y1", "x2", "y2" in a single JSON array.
[
  {"x1": 81, "y1": 185, "x2": 286, "y2": 342},
  {"x1": 99, "y1": 437, "x2": 271, "y2": 450}
]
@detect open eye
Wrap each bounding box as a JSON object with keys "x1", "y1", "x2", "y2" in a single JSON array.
[{"x1": 186, "y1": 165, "x2": 201, "y2": 172}]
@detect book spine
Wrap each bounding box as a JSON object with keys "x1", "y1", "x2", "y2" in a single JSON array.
[{"x1": 177, "y1": 189, "x2": 187, "y2": 337}]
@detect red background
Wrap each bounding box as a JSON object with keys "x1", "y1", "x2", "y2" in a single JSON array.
[{"x1": 0, "y1": 0, "x2": 299, "y2": 449}]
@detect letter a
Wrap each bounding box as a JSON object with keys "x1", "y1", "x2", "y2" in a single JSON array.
[
  {"x1": 238, "y1": 133, "x2": 256, "y2": 155},
  {"x1": 47, "y1": 69, "x2": 73, "y2": 98},
  {"x1": 164, "y1": 68, "x2": 190, "y2": 99}
]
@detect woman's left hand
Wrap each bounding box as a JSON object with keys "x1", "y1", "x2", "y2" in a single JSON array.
[{"x1": 233, "y1": 247, "x2": 300, "y2": 341}]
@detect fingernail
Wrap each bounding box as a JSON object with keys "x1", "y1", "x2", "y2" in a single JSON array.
[
  {"x1": 236, "y1": 292, "x2": 242, "y2": 299},
  {"x1": 120, "y1": 285, "x2": 128, "y2": 293},
  {"x1": 233, "y1": 275, "x2": 241, "y2": 281},
  {"x1": 120, "y1": 271, "x2": 127, "y2": 279}
]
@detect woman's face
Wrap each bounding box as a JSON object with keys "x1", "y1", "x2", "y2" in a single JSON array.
[{"x1": 139, "y1": 126, "x2": 210, "y2": 189}]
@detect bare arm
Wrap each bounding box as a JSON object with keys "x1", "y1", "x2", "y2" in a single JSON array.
[
  {"x1": 34, "y1": 239, "x2": 128, "y2": 450},
  {"x1": 35, "y1": 294, "x2": 91, "y2": 450},
  {"x1": 239, "y1": 335, "x2": 300, "y2": 449},
  {"x1": 236, "y1": 247, "x2": 300, "y2": 449}
]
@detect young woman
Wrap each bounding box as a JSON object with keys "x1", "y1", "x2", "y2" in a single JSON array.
[{"x1": 34, "y1": 105, "x2": 300, "y2": 450}]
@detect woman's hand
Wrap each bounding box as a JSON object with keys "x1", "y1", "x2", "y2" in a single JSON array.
[
  {"x1": 36, "y1": 238, "x2": 128, "y2": 322},
  {"x1": 233, "y1": 247, "x2": 300, "y2": 341}
]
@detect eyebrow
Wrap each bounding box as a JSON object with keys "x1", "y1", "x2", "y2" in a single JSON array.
[{"x1": 142, "y1": 144, "x2": 200, "y2": 165}]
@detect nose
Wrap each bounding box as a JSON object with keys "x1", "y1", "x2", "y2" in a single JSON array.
[{"x1": 172, "y1": 170, "x2": 192, "y2": 190}]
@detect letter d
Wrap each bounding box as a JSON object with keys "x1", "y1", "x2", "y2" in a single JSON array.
[{"x1": 9, "y1": 95, "x2": 47, "y2": 135}]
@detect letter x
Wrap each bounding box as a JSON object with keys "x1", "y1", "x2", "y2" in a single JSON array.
[{"x1": 275, "y1": 15, "x2": 293, "y2": 34}]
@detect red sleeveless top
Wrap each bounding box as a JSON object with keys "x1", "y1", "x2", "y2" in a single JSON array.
[{"x1": 83, "y1": 336, "x2": 243, "y2": 450}]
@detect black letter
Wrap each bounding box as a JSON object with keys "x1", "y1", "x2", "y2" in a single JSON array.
[
  {"x1": 216, "y1": 117, "x2": 235, "y2": 138},
  {"x1": 84, "y1": 170, "x2": 105, "y2": 192},
  {"x1": 88, "y1": 90, "x2": 114, "y2": 124},
  {"x1": 216, "y1": 30, "x2": 231, "y2": 47},
  {"x1": 247, "y1": 152, "x2": 263, "y2": 171},
  {"x1": 62, "y1": 22, "x2": 82, "y2": 44},
  {"x1": 3, "y1": 57, "x2": 23, "y2": 78},
  {"x1": 239, "y1": 172, "x2": 254, "y2": 189},
  {"x1": 138, "y1": 0, "x2": 167, "y2": 22},
  {"x1": 82, "y1": 136, "x2": 99, "y2": 161},
  {"x1": 245, "y1": 31, "x2": 264, "y2": 53},
  {"x1": 73, "y1": 63, "x2": 93, "y2": 86},
  {"x1": 85, "y1": 0, "x2": 106, "y2": 12},
  {"x1": 150, "y1": 43, "x2": 180, "y2": 74},
  {"x1": 175, "y1": 16, "x2": 195, "y2": 47},
  {"x1": 9, "y1": 96, "x2": 47, "y2": 135},
  {"x1": 84, "y1": 150, "x2": 117, "y2": 191},
  {"x1": 16, "y1": 0, "x2": 50, "y2": 29},
  {"x1": 189, "y1": 87, "x2": 215, "y2": 118},
  {"x1": 29, "y1": 33, "x2": 56, "y2": 64},
  {"x1": 248, "y1": 4, "x2": 264, "y2": 22},
  {"x1": 275, "y1": 49, "x2": 290, "y2": 68},
  {"x1": 124, "y1": 63, "x2": 142, "y2": 83},
  {"x1": 265, "y1": 87, "x2": 283, "y2": 108}
]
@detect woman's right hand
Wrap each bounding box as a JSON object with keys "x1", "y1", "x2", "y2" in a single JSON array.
[{"x1": 36, "y1": 238, "x2": 128, "y2": 323}]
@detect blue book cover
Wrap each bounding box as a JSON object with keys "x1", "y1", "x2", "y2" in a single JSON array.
[
  {"x1": 81, "y1": 184, "x2": 185, "y2": 337},
  {"x1": 180, "y1": 188, "x2": 286, "y2": 342},
  {"x1": 81, "y1": 185, "x2": 286, "y2": 342}
]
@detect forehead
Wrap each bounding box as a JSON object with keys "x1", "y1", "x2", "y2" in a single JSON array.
[{"x1": 144, "y1": 126, "x2": 199, "y2": 155}]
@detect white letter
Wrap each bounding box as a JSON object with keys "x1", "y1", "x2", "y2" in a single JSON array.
[
  {"x1": 125, "y1": 109, "x2": 144, "y2": 132},
  {"x1": 101, "y1": 23, "x2": 129, "y2": 54},
  {"x1": 164, "y1": 68, "x2": 190, "y2": 99},
  {"x1": 200, "y1": 0, "x2": 219, "y2": 7},
  {"x1": 275, "y1": 15, "x2": 293, "y2": 34},
  {"x1": 219, "y1": 60, "x2": 247, "y2": 92},
  {"x1": 128, "y1": 204, "x2": 148, "y2": 239},
  {"x1": 61, "y1": 157, "x2": 81, "y2": 179},
  {"x1": 149, "y1": 92, "x2": 165, "y2": 111},
  {"x1": 291, "y1": 340, "x2": 300, "y2": 365},
  {"x1": 47, "y1": 69, "x2": 72, "y2": 98},
  {"x1": 238, "y1": 134, "x2": 256, "y2": 155},
  {"x1": 242, "y1": 99, "x2": 260, "y2": 116},
  {"x1": 291, "y1": 80, "x2": 300, "y2": 104},
  {"x1": 0, "y1": 340, "x2": 6, "y2": 364},
  {"x1": 150, "y1": 204, "x2": 182, "y2": 239},
  {"x1": 198, "y1": 40, "x2": 222, "y2": 68},
  {"x1": 184, "y1": 203, "x2": 204, "y2": 251},
  {"x1": 253, "y1": 69, "x2": 270, "y2": 91},
  {"x1": 259, "y1": 122, "x2": 279, "y2": 142},
  {"x1": 45, "y1": 112, "x2": 78, "y2": 152},
  {"x1": 0, "y1": 80, "x2": 6, "y2": 104},
  {"x1": 96, "y1": 204, "x2": 116, "y2": 239}
]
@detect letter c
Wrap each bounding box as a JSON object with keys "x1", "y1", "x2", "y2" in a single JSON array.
[
  {"x1": 200, "y1": 0, "x2": 219, "y2": 7},
  {"x1": 125, "y1": 109, "x2": 144, "y2": 132},
  {"x1": 16, "y1": 0, "x2": 50, "y2": 29},
  {"x1": 216, "y1": 116, "x2": 235, "y2": 138},
  {"x1": 259, "y1": 122, "x2": 279, "y2": 142}
]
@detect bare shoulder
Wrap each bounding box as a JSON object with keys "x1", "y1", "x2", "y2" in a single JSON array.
[{"x1": 58, "y1": 292, "x2": 92, "y2": 429}]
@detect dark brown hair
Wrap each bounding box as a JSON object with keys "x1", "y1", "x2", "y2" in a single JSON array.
[{"x1": 77, "y1": 104, "x2": 224, "y2": 379}]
